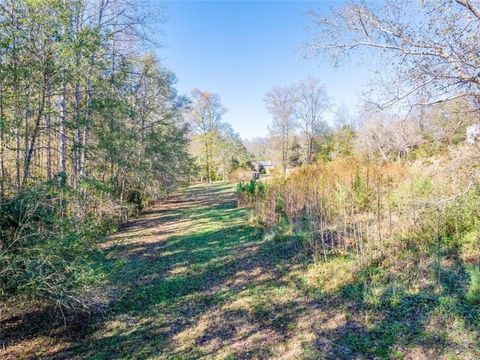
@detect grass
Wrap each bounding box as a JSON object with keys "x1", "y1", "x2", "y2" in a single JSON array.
[{"x1": 1, "y1": 182, "x2": 479, "y2": 359}]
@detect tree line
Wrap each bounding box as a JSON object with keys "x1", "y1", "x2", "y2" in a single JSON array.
[
  {"x1": 188, "y1": 89, "x2": 250, "y2": 183},
  {"x1": 0, "y1": 0, "x2": 195, "y2": 307},
  {"x1": 0, "y1": 0, "x2": 192, "y2": 200},
  {"x1": 248, "y1": 77, "x2": 350, "y2": 171},
  {"x1": 248, "y1": 0, "x2": 480, "y2": 169},
  {"x1": 0, "y1": 0, "x2": 251, "y2": 306},
  {"x1": 250, "y1": 0, "x2": 480, "y2": 169}
]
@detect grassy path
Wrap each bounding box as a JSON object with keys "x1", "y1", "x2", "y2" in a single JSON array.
[
  {"x1": 67, "y1": 182, "x2": 327, "y2": 359},
  {"x1": 1, "y1": 182, "x2": 322, "y2": 359},
  {"x1": 3, "y1": 183, "x2": 479, "y2": 359}
]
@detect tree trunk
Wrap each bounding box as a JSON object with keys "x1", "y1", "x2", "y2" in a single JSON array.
[
  {"x1": 22, "y1": 85, "x2": 30, "y2": 187},
  {"x1": 23, "y1": 63, "x2": 48, "y2": 186},
  {"x1": 204, "y1": 133, "x2": 210, "y2": 183},
  {"x1": 73, "y1": 78, "x2": 81, "y2": 188},
  {"x1": 306, "y1": 132, "x2": 312, "y2": 164},
  {"x1": 81, "y1": 126, "x2": 88, "y2": 176},
  {"x1": 0, "y1": 90, "x2": 5, "y2": 200},
  {"x1": 46, "y1": 80, "x2": 52, "y2": 180},
  {"x1": 12, "y1": 27, "x2": 20, "y2": 190},
  {"x1": 222, "y1": 150, "x2": 226, "y2": 181},
  {"x1": 14, "y1": 125, "x2": 20, "y2": 189},
  {"x1": 59, "y1": 81, "x2": 68, "y2": 176},
  {"x1": 80, "y1": 0, "x2": 106, "y2": 178}
]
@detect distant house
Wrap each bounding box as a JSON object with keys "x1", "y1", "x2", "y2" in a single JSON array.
[{"x1": 251, "y1": 160, "x2": 274, "y2": 174}]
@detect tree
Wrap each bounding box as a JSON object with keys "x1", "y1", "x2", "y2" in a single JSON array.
[
  {"x1": 293, "y1": 77, "x2": 330, "y2": 164},
  {"x1": 0, "y1": 0, "x2": 192, "y2": 198},
  {"x1": 334, "y1": 104, "x2": 355, "y2": 130},
  {"x1": 244, "y1": 137, "x2": 278, "y2": 162},
  {"x1": 355, "y1": 104, "x2": 422, "y2": 161},
  {"x1": 331, "y1": 105, "x2": 356, "y2": 158},
  {"x1": 189, "y1": 89, "x2": 226, "y2": 183},
  {"x1": 288, "y1": 135, "x2": 303, "y2": 167},
  {"x1": 423, "y1": 98, "x2": 479, "y2": 145},
  {"x1": 305, "y1": 0, "x2": 480, "y2": 110},
  {"x1": 216, "y1": 122, "x2": 250, "y2": 181},
  {"x1": 264, "y1": 86, "x2": 297, "y2": 173},
  {"x1": 0, "y1": 0, "x2": 194, "y2": 307}
]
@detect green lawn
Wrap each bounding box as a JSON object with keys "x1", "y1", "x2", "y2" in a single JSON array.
[{"x1": 2, "y1": 183, "x2": 479, "y2": 359}]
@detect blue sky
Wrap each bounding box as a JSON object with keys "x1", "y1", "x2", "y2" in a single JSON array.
[{"x1": 156, "y1": 0, "x2": 372, "y2": 140}]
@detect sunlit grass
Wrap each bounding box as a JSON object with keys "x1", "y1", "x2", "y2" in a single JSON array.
[{"x1": 3, "y1": 182, "x2": 480, "y2": 360}]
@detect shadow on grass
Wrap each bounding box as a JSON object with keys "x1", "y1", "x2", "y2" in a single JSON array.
[
  {"x1": 307, "y1": 256, "x2": 480, "y2": 359},
  {"x1": 2, "y1": 183, "x2": 479, "y2": 359},
  {"x1": 1, "y1": 183, "x2": 300, "y2": 358}
]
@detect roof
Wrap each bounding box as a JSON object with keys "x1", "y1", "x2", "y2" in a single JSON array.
[{"x1": 252, "y1": 160, "x2": 273, "y2": 167}]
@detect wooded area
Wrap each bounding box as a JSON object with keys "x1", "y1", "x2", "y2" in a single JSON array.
[{"x1": 0, "y1": 0, "x2": 193, "y2": 306}]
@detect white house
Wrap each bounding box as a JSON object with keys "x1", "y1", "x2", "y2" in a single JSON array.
[{"x1": 251, "y1": 160, "x2": 274, "y2": 173}]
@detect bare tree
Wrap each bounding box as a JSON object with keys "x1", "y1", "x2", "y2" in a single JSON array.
[
  {"x1": 423, "y1": 98, "x2": 479, "y2": 145},
  {"x1": 264, "y1": 86, "x2": 297, "y2": 173},
  {"x1": 305, "y1": 0, "x2": 480, "y2": 110},
  {"x1": 334, "y1": 104, "x2": 355, "y2": 130},
  {"x1": 293, "y1": 77, "x2": 330, "y2": 164},
  {"x1": 244, "y1": 136, "x2": 278, "y2": 162},
  {"x1": 356, "y1": 104, "x2": 422, "y2": 161}
]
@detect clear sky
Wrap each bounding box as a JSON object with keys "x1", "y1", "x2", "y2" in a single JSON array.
[{"x1": 156, "y1": 0, "x2": 372, "y2": 140}]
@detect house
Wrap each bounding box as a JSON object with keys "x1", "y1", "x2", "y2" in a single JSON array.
[{"x1": 251, "y1": 160, "x2": 274, "y2": 174}]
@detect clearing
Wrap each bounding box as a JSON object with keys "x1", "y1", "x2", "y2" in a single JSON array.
[{"x1": 2, "y1": 183, "x2": 479, "y2": 359}]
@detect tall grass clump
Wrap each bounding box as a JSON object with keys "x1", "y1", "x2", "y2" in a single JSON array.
[{"x1": 466, "y1": 266, "x2": 480, "y2": 304}]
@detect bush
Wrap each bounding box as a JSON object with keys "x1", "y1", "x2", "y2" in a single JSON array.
[
  {"x1": 246, "y1": 157, "x2": 480, "y2": 266},
  {"x1": 466, "y1": 266, "x2": 480, "y2": 304},
  {"x1": 236, "y1": 179, "x2": 266, "y2": 207},
  {"x1": 0, "y1": 180, "x2": 134, "y2": 309},
  {"x1": 229, "y1": 168, "x2": 252, "y2": 182},
  {"x1": 127, "y1": 189, "x2": 144, "y2": 210},
  {"x1": 272, "y1": 213, "x2": 292, "y2": 241}
]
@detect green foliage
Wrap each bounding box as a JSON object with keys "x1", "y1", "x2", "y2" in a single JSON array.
[
  {"x1": 466, "y1": 266, "x2": 480, "y2": 304},
  {"x1": 334, "y1": 126, "x2": 355, "y2": 157},
  {"x1": 274, "y1": 192, "x2": 286, "y2": 215},
  {"x1": 410, "y1": 141, "x2": 448, "y2": 159},
  {"x1": 288, "y1": 137, "x2": 303, "y2": 167},
  {"x1": 0, "y1": 181, "x2": 132, "y2": 307},
  {"x1": 0, "y1": 0, "x2": 194, "y2": 309},
  {"x1": 314, "y1": 133, "x2": 335, "y2": 162},
  {"x1": 272, "y1": 213, "x2": 292, "y2": 241},
  {"x1": 352, "y1": 172, "x2": 370, "y2": 210},
  {"x1": 78, "y1": 176, "x2": 116, "y2": 194},
  {"x1": 127, "y1": 189, "x2": 143, "y2": 210},
  {"x1": 236, "y1": 178, "x2": 265, "y2": 195},
  {"x1": 3, "y1": 183, "x2": 480, "y2": 359},
  {"x1": 236, "y1": 179, "x2": 266, "y2": 208}
]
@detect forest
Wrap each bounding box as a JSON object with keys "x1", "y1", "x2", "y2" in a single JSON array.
[{"x1": 1, "y1": 0, "x2": 480, "y2": 359}]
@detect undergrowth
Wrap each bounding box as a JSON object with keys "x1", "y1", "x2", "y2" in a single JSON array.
[
  {"x1": 243, "y1": 155, "x2": 480, "y2": 314},
  {"x1": 0, "y1": 178, "x2": 144, "y2": 310}
]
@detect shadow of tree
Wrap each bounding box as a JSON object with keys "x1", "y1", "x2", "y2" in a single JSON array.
[{"x1": 2, "y1": 183, "x2": 479, "y2": 360}]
